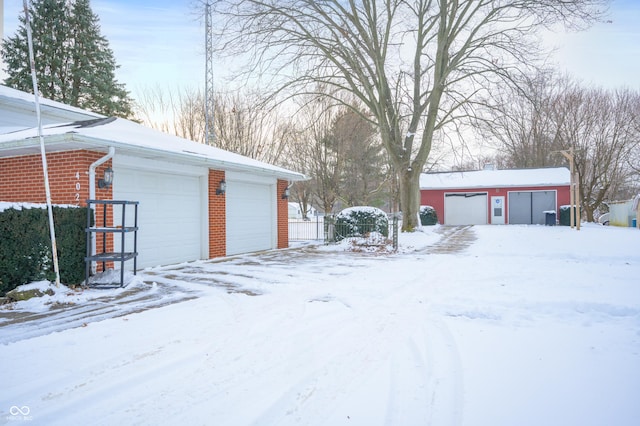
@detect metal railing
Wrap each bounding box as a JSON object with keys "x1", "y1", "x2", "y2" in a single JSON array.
[
  {"x1": 288, "y1": 216, "x2": 326, "y2": 241},
  {"x1": 289, "y1": 215, "x2": 399, "y2": 251}
]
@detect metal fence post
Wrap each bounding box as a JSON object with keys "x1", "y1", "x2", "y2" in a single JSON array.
[
  {"x1": 324, "y1": 215, "x2": 335, "y2": 243},
  {"x1": 392, "y1": 215, "x2": 399, "y2": 251}
]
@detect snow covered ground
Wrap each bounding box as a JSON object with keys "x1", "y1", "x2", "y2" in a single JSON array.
[{"x1": 1, "y1": 224, "x2": 639, "y2": 426}]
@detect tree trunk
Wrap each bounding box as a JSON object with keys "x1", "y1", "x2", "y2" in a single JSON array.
[
  {"x1": 587, "y1": 210, "x2": 595, "y2": 223},
  {"x1": 399, "y1": 169, "x2": 421, "y2": 231},
  {"x1": 583, "y1": 204, "x2": 595, "y2": 223}
]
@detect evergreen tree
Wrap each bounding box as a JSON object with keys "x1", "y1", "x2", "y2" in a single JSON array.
[{"x1": 1, "y1": 0, "x2": 133, "y2": 118}]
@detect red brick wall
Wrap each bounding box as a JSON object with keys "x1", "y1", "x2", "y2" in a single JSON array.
[
  {"x1": 0, "y1": 150, "x2": 114, "y2": 268},
  {"x1": 277, "y1": 179, "x2": 289, "y2": 249},
  {"x1": 208, "y1": 169, "x2": 226, "y2": 258},
  {"x1": 0, "y1": 150, "x2": 112, "y2": 206},
  {"x1": 2, "y1": 152, "x2": 292, "y2": 265}
]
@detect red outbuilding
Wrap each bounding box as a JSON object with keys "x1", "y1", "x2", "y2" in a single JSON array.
[{"x1": 420, "y1": 167, "x2": 571, "y2": 225}]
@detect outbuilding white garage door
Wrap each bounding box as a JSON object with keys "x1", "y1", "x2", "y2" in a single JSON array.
[
  {"x1": 226, "y1": 179, "x2": 274, "y2": 255},
  {"x1": 113, "y1": 166, "x2": 204, "y2": 268},
  {"x1": 444, "y1": 192, "x2": 488, "y2": 225}
]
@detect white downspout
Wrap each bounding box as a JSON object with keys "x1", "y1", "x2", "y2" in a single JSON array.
[
  {"x1": 88, "y1": 147, "x2": 115, "y2": 273},
  {"x1": 89, "y1": 146, "x2": 115, "y2": 201}
]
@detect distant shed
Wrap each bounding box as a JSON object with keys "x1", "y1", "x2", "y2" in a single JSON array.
[
  {"x1": 608, "y1": 198, "x2": 638, "y2": 227},
  {"x1": 420, "y1": 167, "x2": 571, "y2": 225}
]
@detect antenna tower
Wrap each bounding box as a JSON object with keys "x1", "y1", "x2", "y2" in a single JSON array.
[{"x1": 204, "y1": 2, "x2": 215, "y2": 145}]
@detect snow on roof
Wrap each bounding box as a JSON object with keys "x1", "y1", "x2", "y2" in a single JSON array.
[
  {"x1": 0, "y1": 117, "x2": 307, "y2": 181},
  {"x1": 420, "y1": 167, "x2": 570, "y2": 189},
  {"x1": 0, "y1": 85, "x2": 103, "y2": 119}
]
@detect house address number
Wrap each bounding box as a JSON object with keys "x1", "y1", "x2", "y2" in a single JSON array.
[{"x1": 74, "y1": 171, "x2": 81, "y2": 205}]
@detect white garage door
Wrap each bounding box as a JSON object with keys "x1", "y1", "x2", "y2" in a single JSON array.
[
  {"x1": 226, "y1": 179, "x2": 274, "y2": 255},
  {"x1": 444, "y1": 193, "x2": 488, "y2": 225},
  {"x1": 113, "y1": 166, "x2": 204, "y2": 268}
]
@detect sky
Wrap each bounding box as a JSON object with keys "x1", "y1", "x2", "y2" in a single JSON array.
[
  {"x1": 1, "y1": 223, "x2": 639, "y2": 424},
  {"x1": 541, "y1": 0, "x2": 640, "y2": 90},
  {"x1": 2, "y1": 0, "x2": 639, "y2": 103},
  {"x1": 1, "y1": 0, "x2": 206, "y2": 99}
]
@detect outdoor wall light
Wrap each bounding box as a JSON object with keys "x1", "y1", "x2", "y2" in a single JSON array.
[
  {"x1": 282, "y1": 187, "x2": 290, "y2": 200},
  {"x1": 98, "y1": 167, "x2": 114, "y2": 188},
  {"x1": 216, "y1": 179, "x2": 226, "y2": 195}
]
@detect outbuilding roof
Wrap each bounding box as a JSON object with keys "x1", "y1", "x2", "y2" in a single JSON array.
[
  {"x1": 420, "y1": 167, "x2": 571, "y2": 189},
  {"x1": 0, "y1": 117, "x2": 307, "y2": 181}
]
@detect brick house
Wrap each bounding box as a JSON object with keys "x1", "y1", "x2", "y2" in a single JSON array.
[
  {"x1": 420, "y1": 167, "x2": 571, "y2": 225},
  {"x1": 1, "y1": 89, "x2": 306, "y2": 269}
]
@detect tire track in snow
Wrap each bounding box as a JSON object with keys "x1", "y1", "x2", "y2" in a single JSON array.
[
  {"x1": 0, "y1": 283, "x2": 198, "y2": 345},
  {"x1": 376, "y1": 256, "x2": 466, "y2": 426},
  {"x1": 422, "y1": 315, "x2": 465, "y2": 426},
  {"x1": 383, "y1": 332, "x2": 432, "y2": 424},
  {"x1": 241, "y1": 261, "x2": 467, "y2": 426},
  {"x1": 376, "y1": 296, "x2": 465, "y2": 426},
  {"x1": 217, "y1": 296, "x2": 375, "y2": 425}
]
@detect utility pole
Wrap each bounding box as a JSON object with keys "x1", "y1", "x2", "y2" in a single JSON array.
[
  {"x1": 24, "y1": 0, "x2": 61, "y2": 286},
  {"x1": 1, "y1": 0, "x2": 5, "y2": 81},
  {"x1": 557, "y1": 148, "x2": 580, "y2": 230},
  {"x1": 204, "y1": 2, "x2": 215, "y2": 145}
]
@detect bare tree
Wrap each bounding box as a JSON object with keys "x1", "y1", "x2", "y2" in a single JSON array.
[
  {"x1": 556, "y1": 87, "x2": 640, "y2": 221},
  {"x1": 476, "y1": 72, "x2": 573, "y2": 169},
  {"x1": 479, "y1": 73, "x2": 640, "y2": 221},
  {"x1": 214, "y1": 91, "x2": 291, "y2": 165},
  {"x1": 134, "y1": 86, "x2": 292, "y2": 165},
  {"x1": 175, "y1": 90, "x2": 206, "y2": 143},
  {"x1": 210, "y1": 0, "x2": 604, "y2": 230},
  {"x1": 286, "y1": 93, "x2": 392, "y2": 214},
  {"x1": 133, "y1": 85, "x2": 182, "y2": 134},
  {"x1": 133, "y1": 85, "x2": 205, "y2": 140},
  {"x1": 294, "y1": 96, "x2": 344, "y2": 215},
  {"x1": 628, "y1": 95, "x2": 640, "y2": 184}
]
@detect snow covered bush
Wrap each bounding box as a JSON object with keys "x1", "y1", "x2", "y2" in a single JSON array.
[
  {"x1": 334, "y1": 206, "x2": 389, "y2": 242},
  {"x1": 419, "y1": 205, "x2": 438, "y2": 226}
]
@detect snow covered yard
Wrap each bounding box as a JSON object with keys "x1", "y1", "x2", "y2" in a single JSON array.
[{"x1": 1, "y1": 224, "x2": 639, "y2": 425}]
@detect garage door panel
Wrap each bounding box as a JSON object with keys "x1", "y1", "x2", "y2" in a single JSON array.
[
  {"x1": 444, "y1": 193, "x2": 487, "y2": 225},
  {"x1": 508, "y1": 192, "x2": 532, "y2": 224},
  {"x1": 226, "y1": 180, "x2": 274, "y2": 255},
  {"x1": 531, "y1": 191, "x2": 556, "y2": 225},
  {"x1": 114, "y1": 168, "x2": 203, "y2": 268},
  {"x1": 509, "y1": 191, "x2": 556, "y2": 225}
]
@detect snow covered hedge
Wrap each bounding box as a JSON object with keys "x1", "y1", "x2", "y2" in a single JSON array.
[
  {"x1": 0, "y1": 203, "x2": 90, "y2": 296},
  {"x1": 334, "y1": 206, "x2": 389, "y2": 242},
  {"x1": 419, "y1": 205, "x2": 438, "y2": 226}
]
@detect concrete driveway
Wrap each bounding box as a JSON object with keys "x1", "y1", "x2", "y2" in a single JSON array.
[{"x1": 0, "y1": 226, "x2": 476, "y2": 344}]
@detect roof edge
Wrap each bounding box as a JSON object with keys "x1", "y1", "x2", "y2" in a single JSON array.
[{"x1": 0, "y1": 132, "x2": 308, "y2": 181}]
